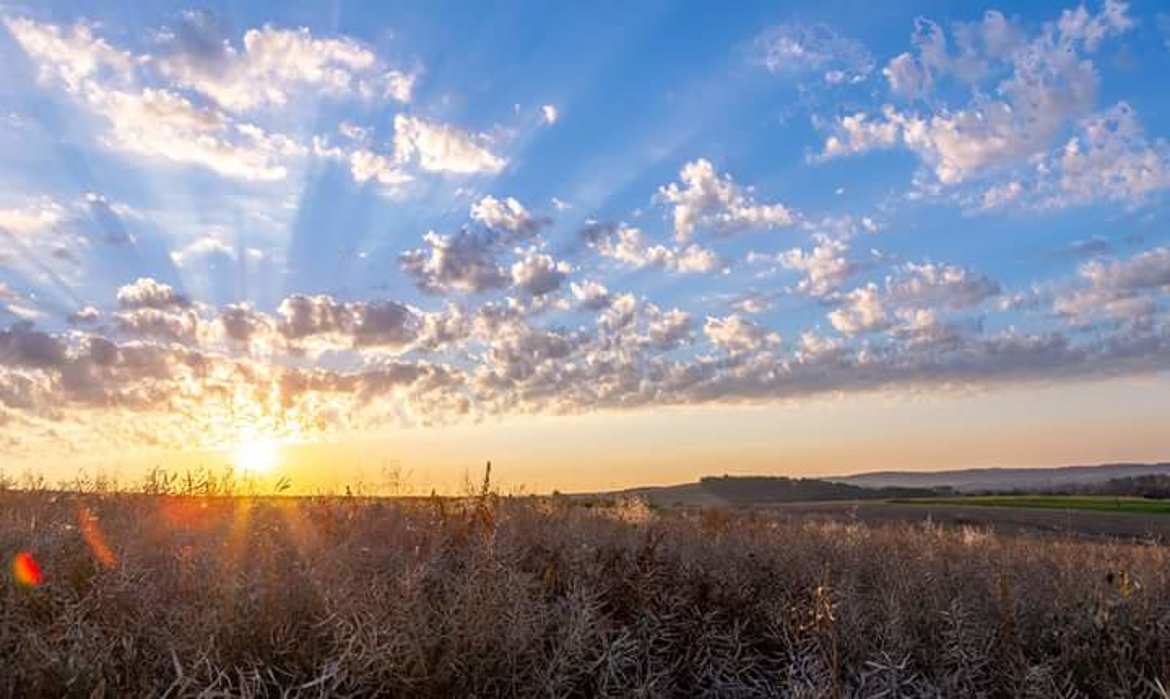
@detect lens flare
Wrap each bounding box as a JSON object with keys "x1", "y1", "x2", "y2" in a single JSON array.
[
  {"x1": 78, "y1": 507, "x2": 117, "y2": 569},
  {"x1": 12, "y1": 551, "x2": 43, "y2": 587}
]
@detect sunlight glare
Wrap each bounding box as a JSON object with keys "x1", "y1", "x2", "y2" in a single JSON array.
[{"x1": 233, "y1": 438, "x2": 279, "y2": 475}]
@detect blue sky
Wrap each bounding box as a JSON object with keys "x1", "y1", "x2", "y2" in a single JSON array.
[{"x1": 1, "y1": 0, "x2": 1169, "y2": 488}]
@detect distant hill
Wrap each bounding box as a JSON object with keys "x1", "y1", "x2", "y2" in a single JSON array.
[
  {"x1": 583, "y1": 475, "x2": 934, "y2": 507},
  {"x1": 829, "y1": 462, "x2": 1170, "y2": 493}
]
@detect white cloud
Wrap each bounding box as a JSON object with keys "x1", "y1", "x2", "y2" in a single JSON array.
[
  {"x1": 886, "y1": 262, "x2": 1000, "y2": 309},
  {"x1": 778, "y1": 236, "x2": 859, "y2": 296},
  {"x1": 540, "y1": 104, "x2": 558, "y2": 125},
  {"x1": 656, "y1": 159, "x2": 796, "y2": 241},
  {"x1": 820, "y1": 2, "x2": 1143, "y2": 198},
  {"x1": 348, "y1": 148, "x2": 413, "y2": 187},
  {"x1": 0, "y1": 198, "x2": 66, "y2": 236},
  {"x1": 96, "y1": 88, "x2": 304, "y2": 181},
  {"x1": 585, "y1": 223, "x2": 720, "y2": 274},
  {"x1": 6, "y1": 16, "x2": 309, "y2": 182},
  {"x1": 511, "y1": 250, "x2": 570, "y2": 296},
  {"x1": 828, "y1": 284, "x2": 888, "y2": 335},
  {"x1": 393, "y1": 114, "x2": 506, "y2": 175},
  {"x1": 1053, "y1": 102, "x2": 1170, "y2": 207},
  {"x1": 646, "y1": 307, "x2": 692, "y2": 349},
  {"x1": 704, "y1": 314, "x2": 777, "y2": 354},
  {"x1": 470, "y1": 195, "x2": 546, "y2": 237},
  {"x1": 570, "y1": 280, "x2": 611, "y2": 310},
  {"x1": 979, "y1": 180, "x2": 1023, "y2": 210},
  {"x1": 156, "y1": 14, "x2": 416, "y2": 111},
  {"x1": 116, "y1": 277, "x2": 189, "y2": 309},
  {"x1": 169, "y1": 235, "x2": 235, "y2": 268},
  {"x1": 748, "y1": 22, "x2": 873, "y2": 84},
  {"x1": 817, "y1": 109, "x2": 901, "y2": 160},
  {"x1": 3, "y1": 16, "x2": 134, "y2": 92}
]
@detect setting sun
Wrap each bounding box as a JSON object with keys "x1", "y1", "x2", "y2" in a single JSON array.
[{"x1": 233, "y1": 438, "x2": 279, "y2": 475}]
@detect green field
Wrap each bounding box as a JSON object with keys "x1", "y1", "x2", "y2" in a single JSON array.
[{"x1": 892, "y1": 494, "x2": 1170, "y2": 514}]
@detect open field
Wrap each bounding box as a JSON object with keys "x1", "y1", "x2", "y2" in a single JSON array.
[
  {"x1": 4, "y1": 489, "x2": 1170, "y2": 696},
  {"x1": 893, "y1": 495, "x2": 1170, "y2": 515},
  {"x1": 766, "y1": 500, "x2": 1170, "y2": 541}
]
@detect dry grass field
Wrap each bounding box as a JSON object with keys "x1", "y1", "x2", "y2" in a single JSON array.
[{"x1": 3, "y1": 479, "x2": 1170, "y2": 697}]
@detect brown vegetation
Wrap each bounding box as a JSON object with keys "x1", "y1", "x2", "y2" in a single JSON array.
[{"x1": 2, "y1": 477, "x2": 1170, "y2": 696}]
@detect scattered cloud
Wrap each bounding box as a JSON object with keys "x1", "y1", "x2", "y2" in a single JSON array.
[
  {"x1": 749, "y1": 22, "x2": 874, "y2": 84},
  {"x1": 656, "y1": 159, "x2": 797, "y2": 241},
  {"x1": 393, "y1": 114, "x2": 507, "y2": 175}
]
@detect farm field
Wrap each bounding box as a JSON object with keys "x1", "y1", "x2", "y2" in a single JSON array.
[
  {"x1": 4, "y1": 489, "x2": 1170, "y2": 696},
  {"x1": 893, "y1": 495, "x2": 1170, "y2": 515},
  {"x1": 767, "y1": 499, "x2": 1170, "y2": 541}
]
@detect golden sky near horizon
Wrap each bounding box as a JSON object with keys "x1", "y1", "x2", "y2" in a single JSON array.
[{"x1": 11, "y1": 374, "x2": 1169, "y2": 494}]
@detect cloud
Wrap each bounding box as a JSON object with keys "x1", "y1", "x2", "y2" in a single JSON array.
[
  {"x1": 400, "y1": 230, "x2": 510, "y2": 294},
  {"x1": 392, "y1": 114, "x2": 506, "y2": 175},
  {"x1": 348, "y1": 149, "x2": 413, "y2": 187},
  {"x1": 704, "y1": 314, "x2": 777, "y2": 354},
  {"x1": 116, "y1": 278, "x2": 189, "y2": 310},
  {"x1": 748, "y1": 22, "x2": 874, "y2": 84},
  {"x1": 0, "y1": 198, "x2": 66, "y2": 236},
  {"x1": 541, "y1": 104, "x2": 558, "y2": 125},
  {"x1": 886, "y1": 262, "x2": 1000, "y2": 310},
  {"x1": 583, "y1": 222, "x2": 721, "y2": 274},
  {"x1": 156, "y1": 13, "x2": 417, "y2": 111},
  {"x1": 1052, "y1": 102, "x2": 1170, "y2": 207},
  {"x1": 570, "y1": 280, "x2": 611, "y2": 311},
  {"x1": 818, "y1": 2, "x2": 1150, "y2": 205},
  {"x1": 470, "y1": 195, "x2": 548, "y2": 237},
  {"x1": 827, "y1": 262, "x2": 999, "y2": 335},
  {"x1": 5, "y1": 16, "x2": 310, "y2": 182},
  {"x1": 276, "y1": 295, "x2": 421, "y2": 351},
  {"x1": 1055, "y1": 246, "x2": 1170, "y2": 324},
  {"x1": 169, "y1": 235, "x2": 235, "y2": 268},
  {"x1": 3, "y1": 16, "x2": 134, "y2": 92},
  {"x1": 511, "y1": 250, "x2": 571, "y2": 296},
  {"x1": 656, "y1": 159, "x2": 797, "y2": 241},
  {"x1": 776, "y1": 235, "x2": 859, "y2": 296},
  {"x1": 828, "y1": 284, "x2": 888, "y2": 335}
]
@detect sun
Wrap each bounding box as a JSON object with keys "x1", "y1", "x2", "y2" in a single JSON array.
[{"x1": 233, "y1": 437, "x2": 279, "y2": 475}]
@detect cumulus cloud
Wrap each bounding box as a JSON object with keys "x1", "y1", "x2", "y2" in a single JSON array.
[
  {"x1": 470, "y1": 195, "x2": 548, "y2": 237},
  {"x1": 170, "y1": 235, "x2": 235, "y2": 268},
  {"x1": 570, "y1": 280, "x2": 611, "y2": 311},
  {"x1": 400, "y1": 230, "x2": 510, "y2": 294},
  {"x1": 511, "y1": 250, "x2": 571, "y2": 296},
  {"x1": 777, "y1": 235, "x2": 860, "y2": 296},
  {"x1": 704, "y1": 314, "x2": 777, "y2": 354},
  {"x1": 828, "y1": 284, "x2": 889, "y2": 335},
  {"x1": 5, "y1": 16, "x2": 311, "y2": 181},
  {"x1": 1056, "y1": 246, "x2": 1170, "y2": 323},
  {"x1": 277, "y1": 295, "x2": 421, "y2": 351},
  {"x1": 656, "y1": 159, "x2": 797, "y2": 241},
  {"x1": 392, "y1": 114, "x2": 506, "y2": 175},
  {"x1": 1053, "y1": 102, "x2": 1170, "y2": 207},
  {"x1": 583, "y1": 222, "x2": 721, "y2": 274},
  {"x1": 886, "y1": 262, "x2": 1000, "y2": 310},
  {"x1": 541, "y1": 104, "x2": 558, "y2": 125},
  {"x1": 155, "y1": 12, "x2": 417, "y2": 111},
  {"x1": 116, "y1": 278, "x2": 189, "y2": 309},
  {"x1": 817, "y1": 1, "x2": 1155, "y2": 208}
]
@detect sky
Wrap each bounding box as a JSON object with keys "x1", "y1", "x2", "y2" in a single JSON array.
[{"x1": 1, "y1": 0, "x2": 1169, "y2": 492}]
